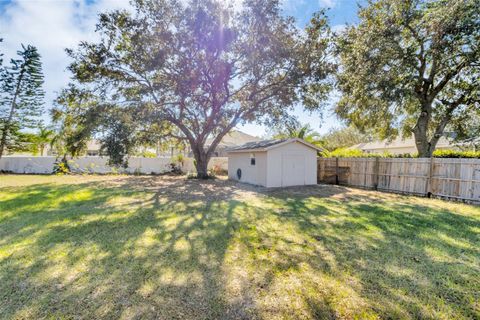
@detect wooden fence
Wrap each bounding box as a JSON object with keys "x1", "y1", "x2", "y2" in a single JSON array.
[{"x1": 318, "y1": 157, "x2": 480, "y2": 203}]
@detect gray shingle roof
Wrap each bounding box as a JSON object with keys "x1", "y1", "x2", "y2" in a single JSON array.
[
  {"x1": 205, "y1": 130, "x2": 261, "y2": 148},
  {"x1": 348, "y1": 135, "x2": 453, "y2": 151},
  {"x1": 226, "y1": 139, "x2": 288, "y2": 151}
]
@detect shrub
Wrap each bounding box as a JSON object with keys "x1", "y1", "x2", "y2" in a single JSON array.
[
  {"x1": 325, "y1": 148, "x2": 392, "y2": 158},
  {"x1": 209, "y1": 164, "x2": 227, "y2": 176},
  {"x1": 433, "y1": 149, "x2": 480, "y2": 158},
  {"x1": 140, "y1": 151, "x2": 156, "y2": 158},
  {"x1": 52, "y1": 157, "x2": 70, "y2": 174},
  {"x1": 321, "y1": 148, "x2": 480, "y2": 159},
  {"x1": 173, "y1": 154, "x2": 185, "y2": 166},
  {"x1": 207, "y1": 168, "x2": 217, "y2": 178},
  {"x1": 395, "y1": 152, "x2": 418, "y2": 158},
  {"x1": 168, "y1": 162, "x2": 183, "y2": 175}
]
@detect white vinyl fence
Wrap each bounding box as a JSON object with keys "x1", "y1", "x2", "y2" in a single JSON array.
[{"x1": 0, "y1": 156, "x2": 228, "y2": 175}]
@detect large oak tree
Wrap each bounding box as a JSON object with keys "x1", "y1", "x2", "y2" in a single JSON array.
[
  {"x1": 61, "y1": 0, "x2": 333, "y2": 177},
  {"x1": 336, "y1": 0, "x2": 480, "y2": 157}
]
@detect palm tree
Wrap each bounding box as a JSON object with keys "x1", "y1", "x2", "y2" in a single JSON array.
[
  {"x1": 35, "y1": 126, "x2": 54, "y2": 156},
  {"x1": 273, "y1": 123, "x2": 323, "y2": 147}
]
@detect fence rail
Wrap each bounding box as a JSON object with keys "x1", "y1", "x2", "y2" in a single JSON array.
[{"x1": 318, "y1": 157, "x2": 480, "y2": 203}]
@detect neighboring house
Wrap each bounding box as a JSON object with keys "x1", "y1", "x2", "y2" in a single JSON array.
[
  {"x1": 227, "y1": 138, "x2": 322, "y2": 187},
  {"x1": 455, "y1": 136, "x2": 480, "y2": 151},
  {"x1": 85, "y1": 140, "x2": 102, "y2": 156},
  {"x1": 156, "y1": 130, "x2": 261, "y2": 157},
  {"x1": 349, "y1": 136, "x2": 457, "y2": 155},
  {"x1": 46, "y1": 139, "x2": 103, "y2": 156},
  {"x1": 42, "y1": 130, "x2": 259, "y2": 158},
  {"x1": 205, "y1": 130, "x2": 261, "y2": 157}
]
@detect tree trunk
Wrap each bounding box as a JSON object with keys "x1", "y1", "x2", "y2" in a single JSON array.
[
  {"x1": 413, "y1": 102, "x2": 434, "y2": 157},
  {"x1": 0, "y1": 67, "x2": 25, "y2": 159},
  {"x1": 413, "y1": 98, "x2": 456, "y2": 158},
  {"x1": 193, "y1": 146, "x2": 210, "y2": 179},
  {"x1": 170, "y1": 115, "x2": 238, "y2": 179},
  {"x1": 195, "y1": 156, "x2": 209, "y2": 179},
  {"x1": 0, "y1": 128, "x2": 8, "y2": 159},
  {"x1": 0, "y1": 103, "x2": 14, "y2": 159},
  {"x1": 413, "y1": 130, "x2": 436, "y2": 157}
]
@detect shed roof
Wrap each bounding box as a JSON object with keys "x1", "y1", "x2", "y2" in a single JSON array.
[{"x1": 227, "y1": 138, "x2": 322, "y2": 153}]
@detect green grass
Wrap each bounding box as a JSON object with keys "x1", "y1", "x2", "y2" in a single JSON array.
[{"x1": 0, "y1": 175, "x2": 479, "y2": 320}]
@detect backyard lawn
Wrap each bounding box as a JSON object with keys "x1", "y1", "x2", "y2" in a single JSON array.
[{"x1": 0, "y1": 175, "x2": 479, "y2": 320}]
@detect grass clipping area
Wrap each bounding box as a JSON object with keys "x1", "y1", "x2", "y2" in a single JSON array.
[{"x1": 0, "y1": 175, "x2": 479, "y2": 319}]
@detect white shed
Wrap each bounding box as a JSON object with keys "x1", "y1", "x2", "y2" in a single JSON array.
[{"x1": 227, "y1": 138, "x2": 321, "y2": 188}]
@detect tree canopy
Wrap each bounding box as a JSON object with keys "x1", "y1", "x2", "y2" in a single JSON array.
[
  {"x1": 270, "y1": 121, "x2": 323, "y2": 147},
  {"x1": 59, "y1": 0, "x2": 334, "y2": 177},
  {"x1": 335, "y1": 0, "x2": 480, "y2": 157},
  {"x1": 34, "y1": 125, "x2": 55, "y2": 156},
  {"x1": 320, "y1": 126, "x2": 371, "y2": 151},
  {"x1": 452, "y1": 111, "x2": 480, "y2": 150},
  {"x1": 0, "y1": 44, "x2": 45, "y2": 158}
]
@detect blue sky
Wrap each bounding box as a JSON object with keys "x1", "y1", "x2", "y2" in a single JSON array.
[{"x1": 0, "y1": 0, "x2": 364, "y2": 137}]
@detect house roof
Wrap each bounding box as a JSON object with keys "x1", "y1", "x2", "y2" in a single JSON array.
[
  {"x1": 206, "y1": 130, "x2": 261, "y2": 148},
  {"x1": 348, "y1": 136, "x2": 453, "y2": 151},
  {"x1": 227, "y1": 138, "x2": 323, "y2": 153}
]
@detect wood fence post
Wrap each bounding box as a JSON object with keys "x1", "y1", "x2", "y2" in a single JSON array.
[
  {"x1": 335, "y1": 157, "x2": 339, "y2": 185},
  {"x1": 374, "y1": 157, "x2": 380, "y2": 190},
  {"x1": 426, "y1": 157, "x2": 434, "y2": 197}
]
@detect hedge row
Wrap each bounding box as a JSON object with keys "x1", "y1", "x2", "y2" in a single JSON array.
[{"x1": 322, "y1": 148, "x2": 480, "y2": 159}]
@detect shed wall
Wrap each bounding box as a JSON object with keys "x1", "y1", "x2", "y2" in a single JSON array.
[
  {"x1": 228, "y1": 151, "x2": 267, "y2": 186},
  {"x1": 266, "y1": 142, "x2": 318, "y2": 187}
]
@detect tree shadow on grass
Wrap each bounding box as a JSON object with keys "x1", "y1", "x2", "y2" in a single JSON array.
[
  {"x1": 1, "y1": 177, "x2": 479, "y2": 319},
  {"x1": 0, "y1": 176, "x2": 269, "y2": 319},
  {"x1": 255, "y1": 188, "x2": 480, "y2": 319}
]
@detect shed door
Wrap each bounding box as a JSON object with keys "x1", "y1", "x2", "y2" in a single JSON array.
[{"x1": 281, "y1": 154, "x2": 305, "y2": 187}]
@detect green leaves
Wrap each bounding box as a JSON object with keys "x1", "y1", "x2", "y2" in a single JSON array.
[
  {"x1": 335, "y1": 0, "x2": 480, "y2": 157},
  {"x1": 60, "y1": 0, "x2": 333, "y2": 171},
  {"x1": 0, "y1": 44, "x2": 45, "y2": 157},
  {"x1": 271, "y1": 122, "x2": 323, "y2": 147}
]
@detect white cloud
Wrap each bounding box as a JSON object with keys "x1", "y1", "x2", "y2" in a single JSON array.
[
  {"x1": 0, "y1": 0, "x2": 131, "y2": 118},
  {"x1": 332, "y1": 24, "x2": 347, "y2": 33},
  {"x1": 0, "y1": 0, "x2": 306, "y2": 114},
  {"x1": 281, "y1": 0, "x2": 306, "y2": 12},
  {"x1": 318, "y1": 0, "x2": 337, "y2": 8},
  {"x1": 0, "y1": 0, "x2": 340, "y2": 134}
]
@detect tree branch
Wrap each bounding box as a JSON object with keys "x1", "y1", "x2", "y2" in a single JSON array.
[{"x1": 429, "y1": 60, "x2": 467, "y2": 100}]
